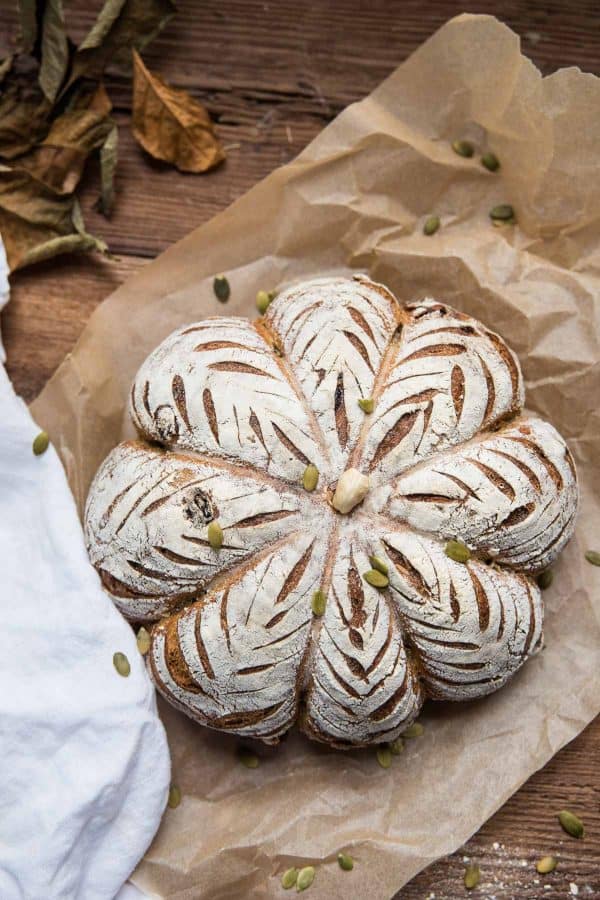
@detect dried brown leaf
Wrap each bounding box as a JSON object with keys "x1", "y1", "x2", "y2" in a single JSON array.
[
  {"x1": 0, "y1": 80, "x2": 51, "y2": 159},
  {"x1": 0, "y1": 167, "x2": 106, "y2": 270},
  {"x1": 97, "y1": 123, "x2": 118, "y2": 215},
  {"x1": 39, "y1": 0, "x2": 70, "y2": 103},
  {"x1": 16, "y1": 85, "x2": 114, "y2": 194},
  {"x1": 79, "y1": 0, "x2": 127, "y2": 50},
  {"x1": 131, "y1": 49, "x2": 225, "y2": 173},
  {"x1": 0, "y1": 57, "x2": 14, "y2": 86},
  {"x1": 69, "y1": 81, "x2": 113, "y2": 118},
  {"x1": 67, "y1": 0, "x2": 176, "y2": 86}
]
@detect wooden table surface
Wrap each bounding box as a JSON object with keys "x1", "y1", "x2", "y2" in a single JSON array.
[{"x1": 2, "y1": 2, "x2": 599, "y2": 897}]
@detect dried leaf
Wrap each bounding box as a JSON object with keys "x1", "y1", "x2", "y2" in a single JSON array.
[
  {"x1": 0, "y1": 80, "x2": 51, "y2": 159},
  {"x1": 0, "y1": 57, "x2": 14, "y2": 85},
  {"x1": 0, "y1": 167, "x2": 105, "y2": 270},
  {"x1": 39, "y1": 0, "x2": 69, "y2": 103},
  {"x1": 97, "y1": 123, "x2": 118, "y2": 215},
  {"x1": 69, "y1": 81, "x2": 113, "y2": 118},
  {"x1": 17, "y1": 0, "x2": 40, "y2": 55},
  {"x1": 68, "y1": 0, "x2": 176, "y2": 85},
  {"x1": 131, "y1": 49, "x2": 225, "y2": 173},
  {"x1": 17, "y1": 85, "x2": 114, "y2": 194},
  {"x1": 79, "y1": 0, "x2": 127, "y2": 50},
  {"x1": 72, "y1": 196, "x2": 106, "y2": 249}
]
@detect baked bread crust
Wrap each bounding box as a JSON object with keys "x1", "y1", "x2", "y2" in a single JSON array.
[{"x1": 85, "y1": 275, "x2": 578, "y2": 747}]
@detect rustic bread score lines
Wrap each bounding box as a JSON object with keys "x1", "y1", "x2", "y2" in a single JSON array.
[{"x1": 84, "y1": 274, "x2": 578, "y2": 748}]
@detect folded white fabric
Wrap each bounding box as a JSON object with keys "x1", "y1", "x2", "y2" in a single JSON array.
[{"x1": 0, "y1": 243, "x2": 170, "y2": 900}]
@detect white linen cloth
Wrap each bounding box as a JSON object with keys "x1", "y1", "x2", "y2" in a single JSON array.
[{"x1": 0, "y1": 241, "x2": 170, "y2": 900}]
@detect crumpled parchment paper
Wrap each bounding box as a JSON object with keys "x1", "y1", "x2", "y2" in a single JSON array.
[{"x1": 31, "y1": 14, "x2": 600, "y2": 900}]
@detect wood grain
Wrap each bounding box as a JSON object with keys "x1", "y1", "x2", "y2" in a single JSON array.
[
  {"x1": 405, "y1": 717, "x2": 600, "y2": 898},
  {"x1": 2, "y1": 253, "x2": 147, "y2": 401},
  {"x1": 0, "y1": 1, "x2": 598, "y2": 897}
]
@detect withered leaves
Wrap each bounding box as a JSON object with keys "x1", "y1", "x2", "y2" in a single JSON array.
[
  {"x1": 0, "y1": 169, "x2": 105, "y2": 270},
  {"x1": 0, "y1": 0, "x2": 179, "y2": 269},
  {"x1": 0, "y1": 79, "x2": 51, "y2": 160},
  {"x1": 132, "y1": 49, "x2": 225, "y2": 173},
  {"x1": 0, "y1": 57, "x2": 14, "y2": 85},
  {"x1": 68, "y1": 0, "x2": 176, "y2": 85},
  {"x1": 97, "y1": 123, "x2": 118, "y2": 216},
  {"x1": 39, "y1": 0, "x2": 70, "y2": 102},
  {"x1": 17, "y1": 85, "x2": 114, "y2": 195}
]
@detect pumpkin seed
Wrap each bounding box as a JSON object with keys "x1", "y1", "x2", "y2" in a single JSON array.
[
  {"x1": 558, "y1": 810, "x2": 584, "y2": 838},
  {"x1": 281, "y1": 868, "x2": 299, "y2": 889},
  {"x1": 536, "y1": 569, "x2": 553, "y2": 590},
  {"x1": 213, "y1": 274, "x2": 230, "y2": 302},
  {"x1": 445, "y1": 540, "x2": 471, "y2": 563},
  {"x1": 489, "y1": 204, "x2": 515, "y2": 221},
  {"x1": 536, "y1": 855, "x2": 558, "y2": 874},
  {"x1": 358, "y1": 397, "x2": 374, "y2": 413},
  {"x1": 207, "y1": 520, "x2": 223, "y2": 550},
  {"x1": 302, "y1": 464, "x2": 319, "y2": 492},
  {"x1": 585, "y1": 550, "x2": 600, "y2": 566},
  {"x1": 256, "y1": 289, "x2": 272, "y2": 314},
  {"x1": 376, "y1": 745, "x2": 392, "y2": 769},
  {"x1": 113, "y1": 651, "x2": 130, "y2": 677},
  {"x1": 33, "y1": 430, "x2": 49, "y2": 455},
  {"x1": 136, "y1": 626, "x2": 151, "y2": 655},
  {"x1": 167, "y1": 784, "x2": 181, "y2": 808},
  {"x1": 337, "y1": 852, "x2": 354, "y2": 871},
  {"x1": 389, "y1": 738, "x2": 404, "y2": 755},
  {"x1": 369, "y1": 555, "x2": 389, "y2": 576},
  {"x1": 481, "y1": 152, "x2": 500, "y2": 172},
  {"x1": 311, "y1": 590, "x2": 326, "y2": 616},
  {"x1": 423, "y1": 215, "x2": 440, "y2": 236},
  {"x1": 452, "y1": 139, "x2": 474, "y2": 158},
  {"x1": 403, "y1": 722, "x2": 424, "y2": 738},
  {"x1": 363, "y1": 569, "x2": 389, "y2": 589},
  {"x1": 237, "y1": 747, "x2": 259, "y2": 769},
  {"x1": 464, "y1": 863, "x2": 480, "y2": 889},
  {"x1": 296, "y1": 866, "x2": 315, "y2": 891}
]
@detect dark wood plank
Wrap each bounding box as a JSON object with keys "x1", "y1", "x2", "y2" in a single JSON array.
[
  {"x1": 74, "y1": 110, "x2": 316, "y2": 259},
  {"x1": 3, "y1": 253, "x2": 147, "y2": 402},
  {"x1": 0, "y1": 2, "x2": 598, "y2": 897}
]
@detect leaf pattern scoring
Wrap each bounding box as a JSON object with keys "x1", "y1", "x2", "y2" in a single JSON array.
[{"x1": 85, "y1": 275, "x2": 578, "y2": 747}]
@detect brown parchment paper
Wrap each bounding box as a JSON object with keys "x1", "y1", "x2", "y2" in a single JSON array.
[{"x1": 31, "y1": 14, "x2": 600, "y2": 900}]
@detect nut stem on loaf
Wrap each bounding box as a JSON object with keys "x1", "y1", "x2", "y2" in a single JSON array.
[{"x1": 332, "y1": 468, "x2": 369, "y2": 513}]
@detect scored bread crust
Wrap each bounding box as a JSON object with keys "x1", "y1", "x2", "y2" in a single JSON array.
[{"x1": 85, "y1": 274, "x2": 578, "y2": 748}]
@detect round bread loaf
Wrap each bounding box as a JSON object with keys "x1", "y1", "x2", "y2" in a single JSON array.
[{"x1": 85, "y1": 275, "x2": 578, "y2": 747}]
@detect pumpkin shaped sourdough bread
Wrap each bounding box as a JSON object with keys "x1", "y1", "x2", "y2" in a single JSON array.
[{"x1": 85, "y1": 275, "x2": 578, "y2": 748}]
